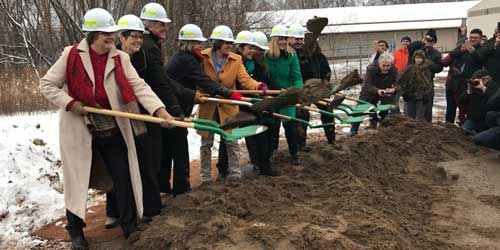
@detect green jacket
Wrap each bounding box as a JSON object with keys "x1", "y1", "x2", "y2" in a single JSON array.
[{"x1": 264, "y1": 51, "x2": 303, "y2": 118}]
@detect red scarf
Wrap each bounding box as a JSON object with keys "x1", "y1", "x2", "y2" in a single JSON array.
[
  {"x1": 66, "y1": 43, "x2": 136, "y2": 107},
  {"x1": 192, "y1": 47, "x2": 204, "y2": 61}
]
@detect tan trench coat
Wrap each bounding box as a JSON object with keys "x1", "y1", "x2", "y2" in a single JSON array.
[
  {"x1": 196, "y1": 48, "x2": 260, "y2": 137},
  {"x1": 39, "y1": 39, "x2": 164, "y2": 219}
]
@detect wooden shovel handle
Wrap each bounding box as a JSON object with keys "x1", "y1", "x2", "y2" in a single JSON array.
[
  {"x1": 234, "y1": 90, "x2": 282, "y2": 95},
  {"x1": 82, "y1": 106, "x2": 195, "y2": 128}
]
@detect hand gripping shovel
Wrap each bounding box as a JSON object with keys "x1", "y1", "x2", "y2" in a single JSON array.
[{"x1": 82, "y1": 107, "x2": 266, "y2": 141}]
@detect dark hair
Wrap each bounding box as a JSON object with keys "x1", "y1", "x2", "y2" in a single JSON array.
[
  {"x1": 212, "y1": 39, "x2": 225, "y2": 51},
  {"x1": 470, "y1": 28, "x2": 483, "y2": 37},
  {"x1": 119, "y1": 30, "x2": 132, "y2": 38},
  {"x1": 378, "y1": 40, "x2": 389, "y2": 48},
  {"x1": 86, "y1": 32, "x2": 100, "y2": 45}
]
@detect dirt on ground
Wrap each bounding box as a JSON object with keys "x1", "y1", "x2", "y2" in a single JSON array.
[
  {"x1": 31, "y1": 116, "x2": 500, "y2": 250},
  {"x1": 123, "y1": 116, "x2": 488, "y2": 250}
]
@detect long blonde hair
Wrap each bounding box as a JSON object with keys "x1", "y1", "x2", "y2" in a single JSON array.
[{"x1": 265, "y1": 37, "x2": 295, "y2": 59}]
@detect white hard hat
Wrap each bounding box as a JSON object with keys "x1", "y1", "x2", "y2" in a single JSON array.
[
  {"x1": 288, "y1": 23, "x2": 305, "y2": 38},
  {"x1": 252, "y1": 31, "x2": 269, "y2": 50},
  {"x1": 82, "y1": 8, "x2": 119, "y2": 32},
  {"x1": 210, "y1": 25, "x2": 235, "y2": 42},
  {"x1": 140, "y1": 3, "x2": 171, "y2": 23},
  {"x1": 270, "y1": 24, "x2": 290, "y2": 37},
  {"x1": 117, "y1": 15, "x2": 145, "y2": 32},
  {"x1": 235, "y1": 31, "x2": 257, "y2": 46},
  {"x1": 178, "y1": 24, "x2": 207, "y2": 42}
]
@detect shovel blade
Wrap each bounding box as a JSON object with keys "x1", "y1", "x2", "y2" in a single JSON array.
[
  {"x1": 373, "y1": 104, "x2": 394, "y2": 112},
  {"x1": 225, "y1": 125, "x2": 268, "y2": 141},
  {"x1": 340, "y1": 115, "x2": 368, "y2": 124},
  {"x1": 347, "y1": 103, "x2": 374, "y2": 114},
  {"x1": 191, "y1": 118, "x2": 220, "y2": 128}
]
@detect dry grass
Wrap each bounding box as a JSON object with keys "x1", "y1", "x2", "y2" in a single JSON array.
[{"x1": 0, "y1": 68, "x2": 55, "y2": 115}]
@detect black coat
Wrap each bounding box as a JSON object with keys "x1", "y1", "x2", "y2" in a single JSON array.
[
  {"x1": 447, "y1": 45, "x2": 483, "y2": 80},
  {"x1": 140, "y1": 32, "x2": 195, "y2": 117},
  {"x1": 476, "y1": 38, "x2": 500, "y2": 83},
  {"x1": 297, "y1": 49, "x2": 331, "y2": 81},
  {"x1": 458, "y1": 79, "x2": 499, "y2": 122},
  {"x1": 359, "y1": 63, "x2": 398, "y2": 104},
  {"x1": 407, "y1": 41, "x2": 443, "y2": 79},
  {"x1": 166, "y1": 50, "x2": 232, "y2": 116}
]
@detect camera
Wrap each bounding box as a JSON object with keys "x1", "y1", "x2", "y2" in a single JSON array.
[{"x1": 468, "y1": 79, "x2": 480, "y2": 87}]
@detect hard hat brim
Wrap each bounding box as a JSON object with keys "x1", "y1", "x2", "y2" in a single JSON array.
[
  {"x1": 270, "y1": 34, "x2": 291, "y2": 38},
  {"x1": 83, "y1": 25, "x2": 120, "y2": 33},
  {"x1": 118, "y1": 27, "x2": 146, "y2": 32},
  {"x1": 256, "y1": 45, "x2": 269, "y2": 50},
  {"x1": 210, "y1": 38, "x2": 235, "y2": 43},
  {"x1": 234, "y1": 41, "x2": 258, "y2": 46},
  {"x1": 140, "y1": 17, "x2": 171, "y2": 23},
  {"x1": 291, "y1": 35, "x2": 305, "y2": 38},
  {"x1": 179, "y1": 37, "x2": 207, "y2": 42}
]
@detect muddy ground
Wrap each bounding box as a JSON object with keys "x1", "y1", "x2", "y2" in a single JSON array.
[{"x1": 32, "y1": 116, "x2": 500, "y2": 250}]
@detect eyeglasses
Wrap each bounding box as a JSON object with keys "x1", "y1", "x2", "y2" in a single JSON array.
[{"x1": 129, "y1": 34, "x2": 144, "y2": 40}]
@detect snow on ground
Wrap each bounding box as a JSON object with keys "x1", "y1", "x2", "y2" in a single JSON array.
[
  {"x1": 0, "y1": 111, "x2": 227, "y2": 249},
  {"x1": 0, "y1": 112, "x2": 64, "y2": 248}
]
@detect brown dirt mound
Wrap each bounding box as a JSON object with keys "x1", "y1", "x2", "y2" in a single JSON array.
[{"x1": 124, "y1": 116, "x2": 479, "y2": 250}]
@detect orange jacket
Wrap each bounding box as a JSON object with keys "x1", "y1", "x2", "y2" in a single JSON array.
[
  {"x1": 393, "y1": 48, "x2": 409, "y2": 73},
  {"x1": 196, "y1": 48, "x2": 260, "y2": 137}
]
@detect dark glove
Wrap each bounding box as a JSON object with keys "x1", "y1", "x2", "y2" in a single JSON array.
[{"x1": 258, "y1": 83, "x2": 269, "y2": 96}]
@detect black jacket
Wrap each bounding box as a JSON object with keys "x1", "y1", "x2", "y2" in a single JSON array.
[
  {"x1": 360, "y1": 63, "x2": 398, "y2": 104},
  {"x1": 458, "y1": 79, "x2": 499, "y2": 122},
  {"x1": 140, "y1": 32, "x2": 195, "y2": 117},
  {"x1": 476, "y1": 38, "x2": 500, "y2": 83},
  {"x1": 296, "y1": 49, "x2": 331, "y2": 81},
  {"x1": 447, "y1": 44, "x2": 483, "y2": 80},
  {"x1": 407, "y1": 41, "x2": 444, "y2": 79},
  {"x1": 166, "y1": 50, "x2": 232, "y2": 115}
]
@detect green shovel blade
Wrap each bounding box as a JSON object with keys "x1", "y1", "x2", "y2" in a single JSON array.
[
  {"x1": 373, "y1": 104, "x2": 393, "y2": 112},
  {"x1": 190, "y1": 118, "x2": 220, "y2": 128},
  {"x1": 339, "y1": 115, "x2": 368, "y2": 124},
  {"x1": 224, "y1": 125, "x2": 268, "y2": 141},
  {"x1": 349, "y1": 103, "x2": 375, "y2": 114}
]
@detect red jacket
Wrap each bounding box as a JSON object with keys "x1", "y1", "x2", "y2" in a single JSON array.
[{"x1": 393, "y1": 48, "x2": 409, "y2": 73}]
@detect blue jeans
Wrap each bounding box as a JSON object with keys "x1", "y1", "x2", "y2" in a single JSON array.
[
  {"x1": 462, "y1": 120, "x2": 488, "y2": 136},
  {"x1": 473, "y1": 127, "x2": 500, "y2": 151}
]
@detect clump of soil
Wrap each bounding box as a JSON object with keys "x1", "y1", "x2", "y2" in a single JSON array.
[{"x1": 128, "y1": 116, "x2": 479, "y2": 250}]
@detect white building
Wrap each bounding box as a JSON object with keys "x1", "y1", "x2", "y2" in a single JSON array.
[
  {"x1": 467, "y1": 0, "x2": 500, "y2": 38},
  {"x1": 250, "y1": 1, "x2": 479, "y2": 59}
]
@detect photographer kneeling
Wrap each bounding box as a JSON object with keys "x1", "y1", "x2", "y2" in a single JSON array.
[{"x1": 458, "y1": 69, "x2": 499, "y2": 135}]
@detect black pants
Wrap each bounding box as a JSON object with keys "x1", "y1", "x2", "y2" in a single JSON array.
[
  {"x1": 267, "y1": 119, "x2": 299, "y2": 157},
  {"x1": 107, "y1": 124, "x2": 163, "y2": 217},
  {"x1": 159, "y1": 127, "x2": 190, "y2": 195},
  {"x1": 296, "y1": 105, "x2": 336, "y2": 146},
  {"x1": 87, "y1": 133, "x2": 136, "y2": 233}
]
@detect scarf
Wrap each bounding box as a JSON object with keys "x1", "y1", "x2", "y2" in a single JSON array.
[
  {"x1": 66, "y1": 43, "x2": 146, "y2": 136},
  {"x1": 243, "y1": 59, "x2": 255, "y2": 74}
]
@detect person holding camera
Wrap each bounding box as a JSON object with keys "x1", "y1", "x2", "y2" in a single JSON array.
[
  {"x1": 476, "y1": 26, "x2": 500, "y2": 84},
  {"x1": 458, "y1": 69, "x2": 499, "y2": 135},
  {"x1": 442, "y1": 28, "x2": 484, "y2": 125},
  {"x1": 407, "y1": 29, "x2": 444, "y2": 122},
  {"x1": 350, "y1": 52, "x2": 398, "y2": 136}
]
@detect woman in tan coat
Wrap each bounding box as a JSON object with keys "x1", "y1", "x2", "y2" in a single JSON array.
[
  {"x1": 39, "y1": 8, "x2": 172, "y2": 249},
  {"x1": 198, "y1": 25, "x2": 266, "y2": 182}
]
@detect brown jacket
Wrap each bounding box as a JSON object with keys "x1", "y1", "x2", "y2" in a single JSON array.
[
  {"x1": 197, "y1": 48, "x2": 260, "y2": 137},
  {"x1": 39, "y1": 39, "x2": 164, "y2": 219}
]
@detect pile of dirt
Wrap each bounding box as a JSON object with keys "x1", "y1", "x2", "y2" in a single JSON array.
[{"x1": 124, "y1": 116, "x2": 480, "y2": 250}]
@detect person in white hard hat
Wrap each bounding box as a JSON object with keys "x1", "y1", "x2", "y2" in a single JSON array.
[
  {"x1": 218, "y1": 30, "x2": 279, "y2": 177},
  {"x1": 265, "y1": 24, "x2": 303, "y2": 166},
  {"x1": 101, "y1": 14, "x2": 164, "y2": 229},
  {"x1": 165, "y1": 24, "x2": 246, "y2": 193},
  {"x1": 39, "y1": 8, "x2": 173, "y2": 249},
  {"x1": 139, "y1": 3, "x2": 202, "y2": 197},
  {"x1": 197, "y1": 25, "x2": 267, "y2": 183}
]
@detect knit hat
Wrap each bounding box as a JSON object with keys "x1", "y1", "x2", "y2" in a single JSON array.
[
  {"x1": 425, "y1": 29, "x2": 437, "y2": 43},
  {"x1": 401, "y1": 35, "x2": 412, "y2": 43},
  {"x1": 471, "y1": 69, "x2": 489, "y2": 79}
]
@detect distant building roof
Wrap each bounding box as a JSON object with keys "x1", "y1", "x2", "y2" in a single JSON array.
[{"x1": 249, "y1": 1, "x2": 479, "y2": 34}]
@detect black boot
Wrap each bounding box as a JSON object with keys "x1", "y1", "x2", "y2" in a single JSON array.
[
  {"x1": 259, "y1": 161, "x2": 279, "y2": 176},
  {"x1": 291, "y1": 155, "x2": 301, "y2": 166},
  {"x1": 65, "y1": 211, "x2": 89, "y2": 250}
]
